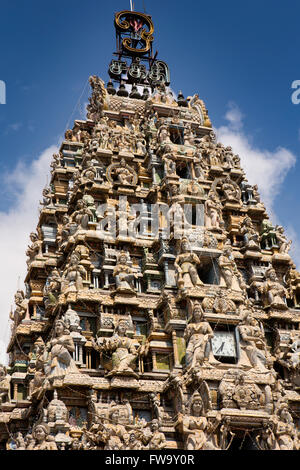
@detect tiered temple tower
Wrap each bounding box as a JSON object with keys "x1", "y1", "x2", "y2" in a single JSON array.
[{"x1": 1, "y1": 9, "x2": 300, "y2": 451}]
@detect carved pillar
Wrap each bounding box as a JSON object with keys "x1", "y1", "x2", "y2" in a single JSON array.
[
  {"x1": 32, "y1": 304, "x2": 37, "y2": 320},
  {"x1": 104, "y1": 272, "x2": 109, "y2": 288},
  {"x1": 164, "y1": 261, "x2": 169, "y2": 285},
  {"x1": 172, "y1": 330, "x2": 180, "y2": 367},
  {"x1": 86, "y1": 348, "x2": 92, "y2": 369},
  {"x1": 79, "y1": 344, "x2": 83, "y2": 365},
  {"x1": 13, "y1": 383, "x2": 18, "y2": 401},
  {"x1": 152, "y1": 351, "x2": 157, "y2": 370}
]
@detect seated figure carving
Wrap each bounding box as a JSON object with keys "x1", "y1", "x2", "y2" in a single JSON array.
[
  {"x1": 94, "y1": 319, "x2": 145, "y2": 378},
  {"x1": 258, "y1": 268, "x2": 288, "y2": 310}
]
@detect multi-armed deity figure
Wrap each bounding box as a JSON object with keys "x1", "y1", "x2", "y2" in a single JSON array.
[{"x1": 94, "y1": 319, "x2": 144, "y2": 378}]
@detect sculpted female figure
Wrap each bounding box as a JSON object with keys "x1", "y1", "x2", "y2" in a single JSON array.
[
  {"x1": 180, "y1": 392, "x2": 220, "y2": 450},
  {"x1": 115, "y1": 159, "x2": 135, "y2": 185},
  {"x1": 174, "y1": 238, "x2": 203, "y2": 289},
  {"x1": 26, "y1": 232, "x2": 42, "y2": 263},
  {"x1": 113, "y1": 251, "x2": 136, "y2": 293},
  {"x1": 238, "y1": 307, "x2": 270, "y2": 372},
  {"x1": 0, "y1": 365, "x2": 11, "y2": 404},
  {"x1": 218, "y1": 246, "x2": 235, "y2": 289},
  {"x1": 71, "y1": 199, "x2": 93, "y2": 230},
  {"x1": 44, "y1": 319, "x2": 79, "y2": 386},
  {"x1": 31, "y1": 424, "x2": 57, "y2": 450},
  {"x1": 61, "y1": 252, "x2": 86, "y2": 293},
  {"x1": 221, "y1": 176, "x2": 240, "y2": 203},
  {"x1": 184, "y1": 302, "x2": 214, "y2": 370},
  {"x1": 240, "y1": 216, "x2": 259, "y2": 249},
  {"x1": 271, "y1": 402, "x2": 296, "y2": 450},
  {"x1": 204, "y1": 192, "x2": 223, "y2": 229}
]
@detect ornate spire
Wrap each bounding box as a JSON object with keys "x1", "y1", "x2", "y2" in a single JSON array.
[{"x1": 108, "y1": 10, "x2": 170, "y2": 88}]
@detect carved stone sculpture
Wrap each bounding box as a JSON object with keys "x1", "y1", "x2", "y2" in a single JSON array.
[
  {"x1": 27, "y1": 337, "x2": 46, "y2": 399},
  {"x1": 202, "y1": 289, "x2": 236, "y2": 314},
  {"x1": 11, "y1": 289, "x2": 29, "y2": 325},
  {"x1": 204, "y1": 192, "x2": 224, "y2": 229},
  {"x1": 94, "y1": 319, "x2": 141, "y2": 378},
  {"x1": 29, "y1": 423, "x2": 58, "y2": 450},
  {"x1": 221, "y1": 176, "x2": 241, "y2": 203},
  {"x1": 258, "y1": 268, "x2": 288, "y2": 310},
  {"x1": 275, "y1": 226, "x2": 292, "y2": 254},
  {"x1": 61, "y1": 252, "x2": 87, "y2": 294},
  {"x1": 116, "y1": 159, "x2": 136, "y2": 185},
  {"x1": 71, "y1": 199, "x2": 93, "y2": 230},
  {"x1": 184, "y1": 301, "x2": 214, "y2": 370},
  {"x1": 239, "y1": 216, "x2": 260, "y2": 250},
  {"x1": 0, "y1": 365, "x2": 11, "y2": 404},
  {"x1": 145, "y1": 419, "x2": 166, "y2": 450},
  {"x1": 174, "y1": 237, "x2": 203, "y2": 289},
  {"x1": 26, "y1": 231, "x2": 42, "y2": 264},
  {"x1": 44, "y1": 319, "x2": 79, "y2": 387},
  {"x1": 238, "y1": 306, "x2": 271, "y2": 371},
  {"x1": 113, "y1": 251, "x2": 136, "y2": 293},
  {"x1": 270, "y1": 402, "x2": 297, "y2": 450},
  {"x1": 43, "y1": 268, "x2": 61, "y2": 308},
  {"x1": 179, "y1": 391, "x2": 220, "y2": 450}
]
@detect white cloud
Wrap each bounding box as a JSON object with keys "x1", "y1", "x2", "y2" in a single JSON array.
[
  {"x1": 224, "y1": 101, "x2": 244, "y2": 131},
  {"x1": 285, "y1": 225, "x2": 300, "y2": 270},
  {"x1": 216, "y1": 103, "x2": 296, "y2": 215},
  {"x1": 0, "y1": 145, "x2": 57, "y2": 365},
  {"x1": 215, "y1": 102, "x2": 299, "y2": 269}
]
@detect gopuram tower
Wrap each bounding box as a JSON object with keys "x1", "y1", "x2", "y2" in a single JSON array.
[{"x1": 1, "y1": 9, "x2": 300, "y2": 451}]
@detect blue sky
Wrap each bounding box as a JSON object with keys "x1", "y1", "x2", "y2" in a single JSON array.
[
  {"x1": 0, "y1": 0, "x2": 300, "y2": 359},
  {"x1": 0, "y1": 1, "x2": 300, "y2": 216}
]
